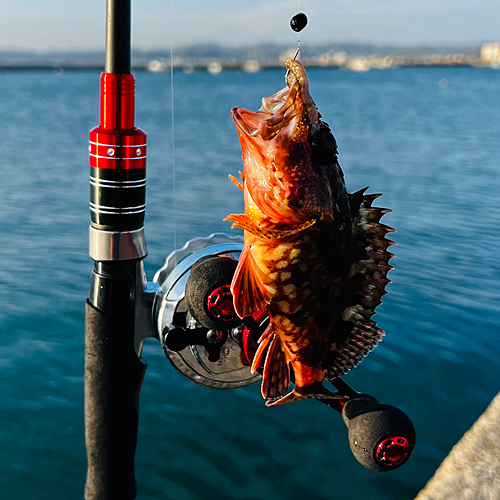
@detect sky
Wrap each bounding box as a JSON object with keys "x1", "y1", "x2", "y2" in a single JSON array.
[{"x1": 0, "y1": 0, "x2": 499, "y2": 51}]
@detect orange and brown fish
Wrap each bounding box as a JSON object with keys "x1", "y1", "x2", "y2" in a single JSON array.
[{"x1": 225, "y1": 58, "x2": 395, "y2": 406}]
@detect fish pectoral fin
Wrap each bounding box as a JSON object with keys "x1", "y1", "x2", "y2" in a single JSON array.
[
  {"x1": 228, "y1": 173, "x2": 244, "y2": 192},
  {"x1": 231, "y1": 245, "x2": 272, "y2": 318},
  {"x1": 248, "y1": 183, "x2": 305, "y2": 226},
  {"x1": 256, "y1": 219, "x2": 317, "y2": 240},
  {"x1": 252, "y1": 331, "x2": 291, "y2": 400},
  {"x1": 224, "y1": 213, "x2": 261, "y2": 237},
  {"x1": 265, "y1": 382, "x2": 343, "y2": 406},
  {"x1": 225, "y1": 213, "x2": 316, "y2": 241}
]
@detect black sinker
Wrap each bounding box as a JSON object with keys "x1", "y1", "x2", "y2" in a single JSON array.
[{"x1": 290, "y1": 13, "x2": 308, "y2": 32}]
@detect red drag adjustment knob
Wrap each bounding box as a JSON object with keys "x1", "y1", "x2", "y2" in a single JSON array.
[
  {"x1": 206, "y1": 285, "x2": 236, "y2": 321},
  {"x1": 376, "y1": 437, "x2": 410, "y2": 468}
]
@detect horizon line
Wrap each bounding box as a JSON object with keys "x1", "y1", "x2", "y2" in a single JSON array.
[{"x1": 0, "y1": 40, "x2": 495, "y2": 54}]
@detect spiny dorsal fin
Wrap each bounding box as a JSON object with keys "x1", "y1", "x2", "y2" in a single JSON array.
[
  {"x1": 328, "y1": 324, "x2": 385, "y2": 377},
  {"x1": 359, "y1": 207, "x2": 392, "y2": 223},
  {"x1": 327, "y1": 190, "x2": 395, "y2": 379},
  {"x1": 361, "y1": 193, "x2": 383, "y2": 207}
]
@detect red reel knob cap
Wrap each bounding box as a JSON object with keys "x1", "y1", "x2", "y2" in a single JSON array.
[
  {"x1": 207, "y1": 285, "x2": 236, "y2": 321},
  {"x1": 376, "y1": 436, "x2": 410, "y2": 468}
]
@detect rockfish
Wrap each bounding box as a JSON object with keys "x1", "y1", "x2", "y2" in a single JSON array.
[{"x1": 225, "y1": 59, "x2": 394, "y2": 406}]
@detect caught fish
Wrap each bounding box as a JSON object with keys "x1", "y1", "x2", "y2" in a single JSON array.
[{"x1": 225, "y1": 59, "x2": 394, "y2": 406}]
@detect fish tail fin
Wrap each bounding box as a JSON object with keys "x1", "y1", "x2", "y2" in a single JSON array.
[
  {"x1": 251, "y1": 328, "x2": 291, "y2": 400},
  {"x1": 265, "y1": 382, "x2": 343, "y2": 407}
]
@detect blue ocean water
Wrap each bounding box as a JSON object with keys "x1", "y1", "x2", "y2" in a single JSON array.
[{"x1": 0, "y1": 66, "x2": 499, "y2": 500}]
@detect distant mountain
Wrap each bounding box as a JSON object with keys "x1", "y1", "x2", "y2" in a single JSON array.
[
  {"x1": 0, "y1": 43, "x2": 481, "y2": 67},
  {"x1": 0, "y1": 50, "x2": 105, "y2": 67}
]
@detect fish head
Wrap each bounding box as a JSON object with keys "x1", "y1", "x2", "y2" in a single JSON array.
[{"x1": 231, "y1": 59, "x2": 337, "y2": 225}]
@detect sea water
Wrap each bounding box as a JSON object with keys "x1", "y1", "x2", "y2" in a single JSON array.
[{"x1": 0, "y1": 66, "x2": 499, "y2": 500}]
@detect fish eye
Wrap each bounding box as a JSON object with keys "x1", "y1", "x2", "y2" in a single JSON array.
[{"x1": 309, "y1": 128, "x2": 338, "y2": 165}]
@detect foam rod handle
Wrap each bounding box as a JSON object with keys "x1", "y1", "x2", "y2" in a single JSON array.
[
  {"x1": 342, "y1": 397, "x2": 416, "y2": 472},
  {"x1": 85, "y1": 300, "x2": 147, "y2": 500}
]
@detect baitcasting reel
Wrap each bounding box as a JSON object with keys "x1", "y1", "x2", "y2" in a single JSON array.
[
  {"x1": 154, "y1": 233, "x2": 258, "y2": 389},
  {"x1": 136, "y1": 233, "x2": 415, "y2": 472}
]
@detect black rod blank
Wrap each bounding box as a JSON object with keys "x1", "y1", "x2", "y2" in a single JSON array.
[{"x1": 105, "y1": 0, "x2": 132, "y2": 74}]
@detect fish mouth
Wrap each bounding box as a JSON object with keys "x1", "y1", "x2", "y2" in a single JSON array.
[
  {"x1": 231, "y1": 59, "x2": 319, "y2": 144},
  {"x1": 230, "y1": 59, "x2": 332, "y2": 225}
]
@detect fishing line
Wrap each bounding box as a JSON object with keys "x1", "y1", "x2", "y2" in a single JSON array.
[
  {"x1": 289, "y1": 11, "x2": 307, "y2": 79},
  {"x1": 290, "y1": 11, "x2": 307, "y2": 54},
  {"x1": 170, "y1": 0, "x2": 177, "y2": 264},
  {"x1": 297, "y1": 0, "x2": 301, "y2": 49}
]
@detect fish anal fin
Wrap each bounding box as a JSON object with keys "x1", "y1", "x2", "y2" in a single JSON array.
[
  {"x1": 251, "y1": 325, "x2": 273, "y2": 373},
  {"x1": 257, "y1": 324, "x2": 274, "y2": 344},
  {"x1": 261, "y1": 334, "x2": 290, "y2": 400},
  {"x1": 231, "y1": 245, "x2": 272, "y2": 318}
]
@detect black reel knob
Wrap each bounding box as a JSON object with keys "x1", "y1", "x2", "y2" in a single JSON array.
[
  {"x1": 342, "y1": 396, "x2": 415, "y2": 472},
  {"x1": 185, "y1": 255, "x2": 241, "y2": 330}
]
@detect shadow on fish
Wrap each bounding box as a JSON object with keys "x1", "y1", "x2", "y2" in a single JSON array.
[{"x1": 225, "y1": 58, "x2": 395, "y2": 407}]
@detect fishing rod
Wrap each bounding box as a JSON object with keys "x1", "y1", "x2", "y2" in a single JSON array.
[
  {"x1": 84, "y1": 2, "x2": 415, "y2": 499},
  {"x1": 85, "y1": 0, "x2": 147, "y2": 498}
]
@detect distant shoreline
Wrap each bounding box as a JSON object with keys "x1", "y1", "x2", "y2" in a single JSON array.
[
  {"x1": 3, "y1": 41, "x2": 499, "y2": 72},
  {"x1": 0, "y1": 56, "x2": 496, "y2": 73}
]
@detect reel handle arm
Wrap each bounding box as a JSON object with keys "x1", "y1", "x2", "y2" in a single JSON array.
[{"x1": 162, "y1": 325, "x2": 228, "y2": 362}]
